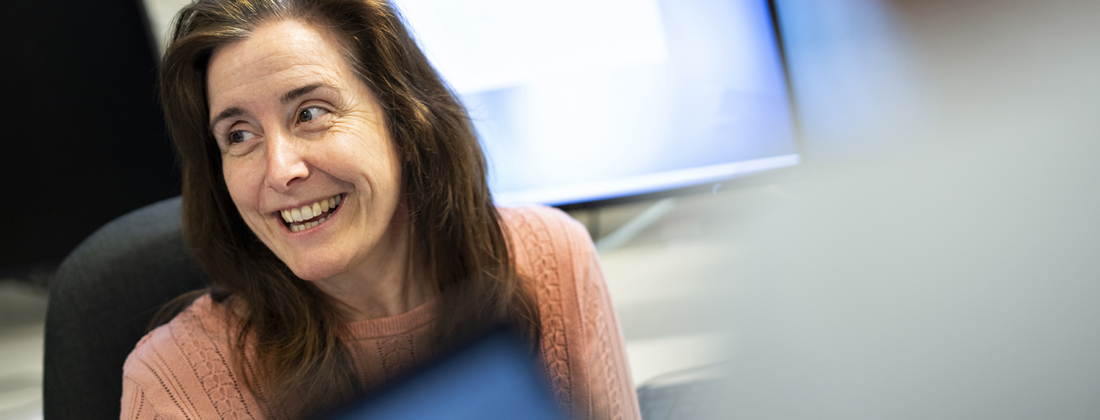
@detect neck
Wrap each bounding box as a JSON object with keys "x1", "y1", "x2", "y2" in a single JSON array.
[{"x1": 313, "y1": 206, "x2": 431, "y2": 321}]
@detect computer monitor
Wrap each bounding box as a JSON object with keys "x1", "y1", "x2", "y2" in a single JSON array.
[{"x1": 393, "y1": 0, "x2": 800, "y2": 206}]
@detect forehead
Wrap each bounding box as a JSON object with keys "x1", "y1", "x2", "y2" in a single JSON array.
[{"x1": 206, "y1": 19, "x2": 352, "y2": 109}]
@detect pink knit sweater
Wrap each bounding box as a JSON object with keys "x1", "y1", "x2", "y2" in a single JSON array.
[{"x1": 121, "y1": 206, "x2": 641, "y2": 420}]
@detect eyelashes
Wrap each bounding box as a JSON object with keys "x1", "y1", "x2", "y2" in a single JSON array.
[{"x1": 222, "y1": 105, "x2": 333, "y2": 146}]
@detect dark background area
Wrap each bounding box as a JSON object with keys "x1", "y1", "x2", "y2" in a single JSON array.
[{"x1": 0, "y1": 0, "x2": 180, "y2": 282}]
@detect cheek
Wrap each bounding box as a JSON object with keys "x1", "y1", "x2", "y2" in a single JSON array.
[
  {"x1": 327, "y1": 127, "x2": 401, "y2": 181},
  {"x1": 361, "y1": 145, "x2": 403, "y2": 195},
  {"x1": 222, "y1": 157, "x2": 263, "y2": 211}
]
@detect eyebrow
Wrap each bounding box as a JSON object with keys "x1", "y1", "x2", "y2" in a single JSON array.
[
  {"x1": 209, "y1": 106, "x2": 245, "y2": 131},
  {"x1": 208, "y1": 84, "x2": 330, "y2": 131},
  {"x1": 280, "y1": 83, "x2": 324, "y2": 105}
]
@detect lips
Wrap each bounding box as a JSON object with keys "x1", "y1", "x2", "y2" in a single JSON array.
[{"x1": 277, "y1": 193, "x2": 343, "y2": 232}]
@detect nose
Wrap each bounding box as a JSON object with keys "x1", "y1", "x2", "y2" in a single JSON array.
[{"x1": 264, "y1": 129, "x2": 309, "y2": 191}]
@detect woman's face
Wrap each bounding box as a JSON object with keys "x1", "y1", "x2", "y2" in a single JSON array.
[{"x1": 206, "y1": 19, "x2": 405, "y2": 281}]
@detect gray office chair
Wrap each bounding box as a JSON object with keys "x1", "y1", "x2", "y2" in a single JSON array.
[{"x1": 43, "y1": 197, "x2": 210, "y2": 420}]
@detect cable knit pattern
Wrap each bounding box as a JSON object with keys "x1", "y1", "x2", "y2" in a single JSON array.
[
  {"x1": 170, "y1": 310, "x2": 255, "y2": 420},
  {"x1": 375, "y1": 333, "x2": 416, "y2": 382},
  {"x1": 506, "y1": 207, "x2": 574, "y2": 410},
  {"x1": 581, "y1": 237, "x2": 628, "y2": 420},
  {"x1": 121, "y1": 206, "x2": 641, "y2": 420}
]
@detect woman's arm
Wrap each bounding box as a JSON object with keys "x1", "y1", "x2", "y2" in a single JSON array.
[
  {"x1": 121, "y1": 375, "x2": 168, "y2": 420},
  {"x1": 505, "y1": 206, "x2": 641, "y2": 420},
  {"x1": 565, "y1": 216, "x2": 641, "y2": 420}
]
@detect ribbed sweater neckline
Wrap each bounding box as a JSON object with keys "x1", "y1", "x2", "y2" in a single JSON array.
[
  {"x1": 344, "y1": 298, "x2": 439, "y2": 339},
  {"x1": 200, "y1": 293, "x2": 439, "y2": 340}
]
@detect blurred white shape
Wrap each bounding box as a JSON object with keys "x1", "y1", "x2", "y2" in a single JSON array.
[
  {"x1": 393, "y1": 0, "x2": 669, "y2": 93},
  {"x1": 0, "y1": 325, "x2": 43, "y2": 420},
  {"x1": 142, "y1": 0, "x2": 194, "y2": 54},
  {"x1": 596, "y1": 198, "x2": 677, "y2": 253},
  {"x1": 494, "y1": 154, "x2": 800, "y2": 206},
  {"x1": 626, "y1": 332, "x2": 734, "y2": 386},
  {"x1": 0, "y1": 386, "x2": 41, "y2": 414}
]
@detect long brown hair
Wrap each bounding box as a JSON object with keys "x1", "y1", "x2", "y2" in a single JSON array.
[{"x1": 158, "y1": 0, "x2": 540, "y2": 418}]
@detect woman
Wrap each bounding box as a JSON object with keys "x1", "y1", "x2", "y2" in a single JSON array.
[{"x1": 120, "y1": 0, "x2": 640, "y2": 419}]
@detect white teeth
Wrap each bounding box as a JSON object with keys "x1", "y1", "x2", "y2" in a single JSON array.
[
  {"x1": 284, "y1": 194, "x2": 342, "y2": 233},
  {"x1": 289, "y1": 216, "x2": 327, "y2": 233}
]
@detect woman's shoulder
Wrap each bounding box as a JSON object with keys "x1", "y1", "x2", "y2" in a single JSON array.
[
  {"x1": 122, "y1": 293, "x2": 258, "y2": 418},
  {"x1": 122, "y1": 294, "x2": 234, "y2": 384},
  {"x1": 497, "y1": 207, "x2": 642, "y2": 419},
  {"x1": 498, "y1": 204, "x2": 599, "y2": 299},
  {"x1": 499, "y1": 205, "x2": 596, "y2": 279},
  {"x1": 124, "y1": 294, "x2": 231, "y2": 364},
  {"x1": 498, "y1": 205, "x2": 591, "y2": 254}
]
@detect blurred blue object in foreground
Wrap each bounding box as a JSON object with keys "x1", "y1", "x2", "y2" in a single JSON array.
[{"x1": 322, "y1": 328, "x2": 564, "y2": 420}]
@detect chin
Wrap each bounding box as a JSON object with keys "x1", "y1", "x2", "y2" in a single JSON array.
[
  {"x1": 289, "y1": 266, "x2": 342, "y2": 282},
  {"x1": 284, "y1": 254, "x2": 348, "y2": 282}
]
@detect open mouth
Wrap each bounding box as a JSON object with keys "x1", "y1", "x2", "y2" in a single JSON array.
[{"x1": 278, "y1": 193, "x2": 344, "y2": 232}]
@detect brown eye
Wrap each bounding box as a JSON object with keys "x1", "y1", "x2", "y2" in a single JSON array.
[
  {"x1": 228, "y1": 130, "x2": 255, "y2": 144},
  {"x1": 297, "y1": 107, "x2": 327, "y2": 124}
]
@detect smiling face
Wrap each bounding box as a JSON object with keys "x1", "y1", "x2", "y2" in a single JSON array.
[{"x1": 206, "y1": 19, "x2": 405, "y2": 282}]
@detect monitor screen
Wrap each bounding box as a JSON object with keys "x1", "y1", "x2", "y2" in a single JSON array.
[{"x1": 393, "y1": 0, "x2": 799, "y2": 206}]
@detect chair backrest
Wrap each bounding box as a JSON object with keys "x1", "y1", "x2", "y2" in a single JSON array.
[{"x1": 43, "y1": 196, "x2": 210, "y2": 420}]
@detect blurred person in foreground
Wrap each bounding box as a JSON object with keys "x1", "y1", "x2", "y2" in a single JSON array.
[{"x1": 120, "y1": 0, "x2": 640, "y2": 418}]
